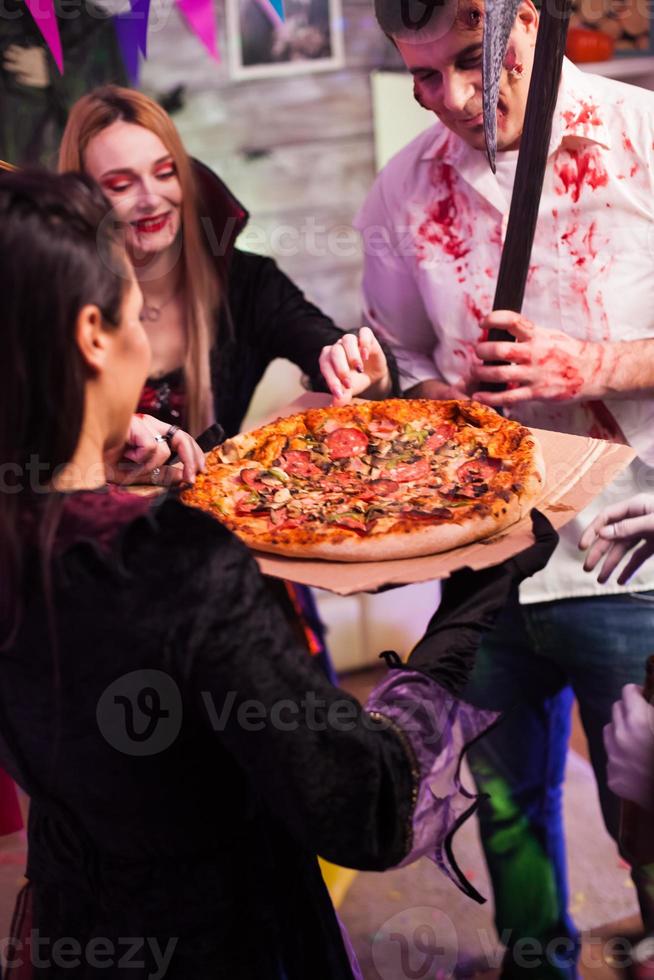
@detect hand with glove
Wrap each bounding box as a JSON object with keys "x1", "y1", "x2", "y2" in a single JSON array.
[
  {"x1": 604, "y1": 684, "x2": 654, "y2": 813},
  {"x1": 407, "y1": 510, "x2": 558, "y2": 696},
  {"x1": 580, "y1": 493, "x2": 654, "y2": 585}
]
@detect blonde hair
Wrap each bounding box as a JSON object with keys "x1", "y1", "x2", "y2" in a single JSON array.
[{"x1": 59, "y1": 86, "x2": 219, "y2": 436}]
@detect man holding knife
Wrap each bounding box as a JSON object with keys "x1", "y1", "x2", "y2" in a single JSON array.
[{"x1": 356, "y1": 0, "x2": 654, "y2": 974}]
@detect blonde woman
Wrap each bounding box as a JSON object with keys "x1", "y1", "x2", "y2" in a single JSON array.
[{"x1": 59, "y1": 85, "x2": 395, "y2": 675}]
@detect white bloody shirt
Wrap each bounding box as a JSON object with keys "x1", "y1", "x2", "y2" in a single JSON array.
[{"x1": 355, "y1": 58, "x2": 654, "y2": 602}]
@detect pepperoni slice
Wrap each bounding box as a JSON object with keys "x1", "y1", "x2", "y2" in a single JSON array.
[
  {"x1": 325, "y1": 427, "x2": 369, "y2": 459},
  {"x1": 282, "y1": 450, "x2": 321, "y2": 478},
  {"x1": 368, "y1": 418, "x2": 399, "y2": 440},
  {"x1": 236, "y1": 499, "x2": 267, "y2": 516},
  {"x1": 240, "y1": 467, "x2": 264, "y2": 488},
  {"x1": 457, "y1": 456, "x2": 501, "y2": 484},
  {"x1": 278, "y1": 516, "x2": 308, "y2": 530},
  {"x1": 386, "y1": 457, "x2": 431, "y2": 483},
  {"x1": 369, "y1": 478, "x2": 400, "y2": 496},
  {"x1": 425, "y1": 424, "x2": 456, "y2": 452},
  {"x1": 334, "y1": 517, "x2": 368, "y2": 535}
]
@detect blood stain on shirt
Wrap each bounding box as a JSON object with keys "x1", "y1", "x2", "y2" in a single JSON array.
[
  {"x1": 595, "y1": 290, "x2": 611, "y2": 342},
  {"x1": 554, "y1": 147, "x2": 609, "y2": 203},
  {"x1": 622, "y1": 135, "x2": 640, "y2": 177},
  {"x1": 465, "y1": 294, "x2": 485, "y2": 324},
  {"x1": 563, "y1": 100, "x2": 602, "y2": 129},
  {"x1": 561, "y1": 223, "x2": 584, "y2": 265},
  {"x1": 571, "y1": 279, "x2": 592, "y2": 323},
  {"x1": 416, "y1": 163, "x2": 472, "y2": 263},
  {"x1": 586, "y1": 401, "x2": 624, "y2": 442}
]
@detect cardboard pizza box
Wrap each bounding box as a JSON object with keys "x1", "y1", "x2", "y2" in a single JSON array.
[{"x1": 247, "y1": 393, "x2": 636, "y2": 595}]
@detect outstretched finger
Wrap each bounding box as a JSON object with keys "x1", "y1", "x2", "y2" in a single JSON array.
[
  {"x1": 597, "y1": 539, "x2": 636, "y2": 584},
  {"x1": 599, "y1": 513, "x2": 654, "y2": 541},
  {"x1": 617, "y1": 541, "x2": 654, "y2": 585},
  {"x1": 174, "y1": 434, "x2": 202, "y2": 484},
  {"x1": 319, "y1": 350, "x2": 352, "y2": 405},
  {"x1": 582, "y1": 534, "x2": 613, "y2": 573},
  {"x1": 581, "y1": 497, "x2": 653, "y2": 549},
  {"x1": 358, "y1": 326, "x2": 383, "y2": 362},
  {"x1": 337, "y1": 333, "x2": 364, "y2": 373}
]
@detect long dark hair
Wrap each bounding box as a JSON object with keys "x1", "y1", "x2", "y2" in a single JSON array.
[{"x1": 0, "y1": 170, "x2": 129, "y2": 648}]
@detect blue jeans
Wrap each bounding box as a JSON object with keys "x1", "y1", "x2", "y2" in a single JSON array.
[{"x1": 461, "y1": 588, "x2": 654, "y2": 979}]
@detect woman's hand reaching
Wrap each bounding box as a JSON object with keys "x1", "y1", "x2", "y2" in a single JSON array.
[
  {"x1": 319, "y1": 327, "x2": 392, "y2": 405},
  {"x1": 107, "y1": 414, "x2": 206, "y2": 486}
]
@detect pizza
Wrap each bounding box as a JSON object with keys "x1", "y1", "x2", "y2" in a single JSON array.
[{"x1": 181, "y1": 399, "x2": 545, "y2": 561}]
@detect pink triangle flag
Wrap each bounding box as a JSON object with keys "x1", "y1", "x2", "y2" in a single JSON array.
[
  {"x1": 24, "y1": 0, "x2": 63, "y2": 73},
  {"x1": 175, "y1": 0, "x2": 220, "y2": 60}
]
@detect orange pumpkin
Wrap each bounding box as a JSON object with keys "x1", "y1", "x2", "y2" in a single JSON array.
[{"x1": 565, "y1": 27, "x2": 615, "y2": 62}]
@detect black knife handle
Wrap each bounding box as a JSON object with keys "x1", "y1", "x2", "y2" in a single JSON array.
[{"x1": 484, "y1": 0, "x2": 572, "y2": 388}]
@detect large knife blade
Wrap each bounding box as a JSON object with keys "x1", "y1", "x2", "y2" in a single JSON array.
[{"x1": 482, "y1": 0, "x2": 523, "y2": 173}]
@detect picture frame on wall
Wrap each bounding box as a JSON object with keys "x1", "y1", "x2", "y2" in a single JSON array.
[{"x1": 227, "y1": 0, "x2": 345, "y2": 79}]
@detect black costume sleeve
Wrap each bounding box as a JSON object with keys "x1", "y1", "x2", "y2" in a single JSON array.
[
  {"x1": 407, "y1": 510, "x2": 559, "y2": 696},
  {"x1": 179, "y1": 507, "x2": 415, "y2": 871}
]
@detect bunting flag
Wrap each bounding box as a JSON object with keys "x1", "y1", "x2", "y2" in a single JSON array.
[
  {"x1": 267, "y1": 0, "x2": 285, "y2": 21},
  {"x1": 24, "y1": 0, "x2": 63, "y2": 74},
  {"x1": 176, "y1": 0, "x2": 220, "y2": 61},
  {"x1": 21, "y1": 0, "x2": 285, "y2": 75},
  {"x1": 114, "y1": 0, "x2": 151, "y2": 83},
  {"x1": 254, "y1": 0, "x2": 285, "y2": 25}
]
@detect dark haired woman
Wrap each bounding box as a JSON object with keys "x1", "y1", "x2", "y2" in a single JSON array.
[{"x1": 0, "y1": 169, "x2": 555, "y2": 979}]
